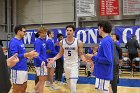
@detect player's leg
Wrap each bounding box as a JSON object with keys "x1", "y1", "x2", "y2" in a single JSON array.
[
  {"x1": 38, "y1": 76, "x2": 46, "y2": 93},
  {"x1": 11, "y1": 70, "x2": 28, "y2": 93},
  {"x1": 12, "y1": 84, "x2": 20, "y2": 93},
  {"x1": 95, "y1": 78, "x2": 110, "y2": 93},
  {"x1": 70, "y1": 78, "x2": 78, "y2": 93},
  {"x1": 69, "y1": 66, "x2": 78, "y2": 93},
  {"x1": 34, "y1": 66, "x2": 47, "y2": 93},
  {"x1": 20, "y1": 82, "x2": 27, "y2": 93}
]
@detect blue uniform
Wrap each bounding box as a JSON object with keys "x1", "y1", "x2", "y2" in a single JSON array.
[
  {"x1": 9, "y1": 38, "x2": 27, "y2": 71},
  {"x1": 46, "y1": 39, "x2": 57, "y2": 58},
  {"x1": 34, "y1": 38, "x2": 47, "y2": 67},
  {"x1": 115, "y1": 41, "x2": 120, "y2": 47},
  {"x1": 92, "y1": 36, "x2": 114, "y2": 80},
  {"x1": 88, "y1": 47, "x2": 93, "y2": 54},
  {"x1": 55, "y1": 41, "x2": 63, "y2": 60}
]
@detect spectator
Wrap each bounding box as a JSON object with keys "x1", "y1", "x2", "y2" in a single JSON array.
[
  {"x1": 111, "y1": 33, "x2": 122, "y2": 93},
  {"x1": 0, "y1": 39, "x2": 3, "y2": 47},
  {"x1": 125, "y1": 35, "x2": 140, "y2": 70},
  {"x1": 0, "y1": 45, "x2": 11, "y2": 93}
]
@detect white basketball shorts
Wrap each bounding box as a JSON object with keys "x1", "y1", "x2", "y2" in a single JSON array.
[
  {"x1": 11, "y1": 69, "x2": 28, "y2": 84},
  {"x1": 35, "y1": 66, "x2": 47, "y2": 76},
  {"x1": 95, "y1": 78, "x2": 110, "y2": 91},
  {"x1": 64, "y1": 64, "x2": 79, "y2": 79}
]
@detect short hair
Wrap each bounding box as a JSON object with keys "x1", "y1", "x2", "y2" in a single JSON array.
[
  {"x1": 38, "y1": 27, "x2": 47, "y2": 33},
  {"x1": 111, "y1": 33, "x2": 120, "y2": 40},
  {"x1": 132, "y1": 35, "x2": 136, "y2": 38},
  {"x1": 57, "y1": 33, "x2": 63, "y2": 38},
  {"x1": 14, "y1": 25, "x2": 26, "y2": 34},
  {"x1": 47, "y1": 30, "x2": 52, "y2": 36},
  {"x1": 66, "y1": 25, "x2": 76, "y2": 31},
  {"x1": 97, "y1": 21, "x2": 112, "y2": 33},
  {"x1": 35, "y1": 32, "x2": 39, "y2": 38}
]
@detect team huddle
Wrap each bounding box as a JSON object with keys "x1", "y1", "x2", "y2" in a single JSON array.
[{"x1": 7, "y1": 20, "x2": 118, "y2": 93}]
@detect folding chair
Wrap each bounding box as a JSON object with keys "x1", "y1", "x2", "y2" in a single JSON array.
[
  {"x1": 120, "y1": 57, "x2": 132, "y2": 76},
  {"x1": 79, "y1": 60, "x2": 87, "y2": 75},
  {"x1": 132, "y1": 57, "x2": 140, "y2": 77}
]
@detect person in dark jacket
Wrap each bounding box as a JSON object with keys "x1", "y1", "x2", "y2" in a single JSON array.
[
  {"x1": 125, "y1": 35, "x2": 140, "y2": 70},
  {"x1": 0, "y1": 46, "x2": 19, "y2": 93},
  {"x1": 0, "y1": 45, "x2": 11, "y2": 93},
  {"x1": 0, "y1": 39, "x2": 3, "y2": 47},
  {"x1": 111, "y1": 33, "x2": 122, "y2": 93}
]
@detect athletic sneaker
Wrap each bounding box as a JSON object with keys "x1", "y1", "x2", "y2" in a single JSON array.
[
  {"x1": 50, "y1": 85, "x2": 59, "y2": 91},
  {"x1": 45, "y1": 81, "x2": 51, "y2": 87},
  {"x1": 32, "y1": 89, "x2": 38, "y2": 93},
  {"x1": 57, "y1": 81, "x2": 65, "y2": 85}
]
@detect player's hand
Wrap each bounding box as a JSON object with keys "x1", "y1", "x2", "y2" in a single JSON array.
[
  {"x1": 93, "y1": 51, "x2": 97, "y2": 55},
  {"x1": 82, "y1": 54, "x2": 93, "y2": 62},
  {"x1": 47, "y1": 58, "x2": 54, "y2": 64},
  {"x1": 119, "y1": 59, "x2": 122, "y2": 66},
  {"x1": 47, "y1": 62, "x2": 52, "y2": 68},
  {"x1": 86, "y1": 54, "x2": 93, "y2": 58},
  {"x1": 7, "y1": 53, "x2": 19, "y2": 67},
  {"x1": 26, "y1": 50, "x2": 39, "y2": 58},
  {"x1": 41, "y1": 61, "x2": 45, "y2": 67}
]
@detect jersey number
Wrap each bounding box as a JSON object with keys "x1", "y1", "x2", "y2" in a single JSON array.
[{"x1": 68, "y1": 51, "x2": 71, "y2": 56}]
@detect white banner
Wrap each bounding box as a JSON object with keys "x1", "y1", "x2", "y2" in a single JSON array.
[
  {"x1": 123, "y1": 0, "x2": 140, "y2": 15},
  {"x1": 76, "y1": 0, "x2": 95, "y2": 17}
]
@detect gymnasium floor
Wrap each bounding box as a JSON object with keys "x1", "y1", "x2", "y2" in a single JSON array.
[{"x1": 9, "y1": 71, "x2": 140, "y2": 93}]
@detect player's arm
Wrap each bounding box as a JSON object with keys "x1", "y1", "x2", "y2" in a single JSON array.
[
  {"x1": 78, "y1": 40, "x2": 93, "y2": 62},
  {"x1": 78, "y1": 40, "x2": 89, "y2": 62},
  {"x1": 78, "y1": 40, "x2": 84, "y2": 59},
  {"x1": 7, "y1": 53, "x2": 19, "y2": 67}
]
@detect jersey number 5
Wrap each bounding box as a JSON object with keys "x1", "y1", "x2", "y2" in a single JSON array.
[{"x1": 68, "y1": 51, "x2": 71, "y2": 56}]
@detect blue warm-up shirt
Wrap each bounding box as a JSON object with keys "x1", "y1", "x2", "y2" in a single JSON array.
[
  {"x1": 55, "y1": 41, "x2": 63, "y2": 60},
  {"x1": 9, "y1": 37, "x2": 27, "y2": 70},
  {"x1": 88, "y1": 47, "x2": 93, "y2": 54},
  {"x1": 92, "y1": 36, "x2": 114, "y2": 80},
  {"x1": 115, "y1": 41, "x2": 120, "y2": 47},
  {"x1": 46, "y1": 39, "x2": 57, "y2": 58},
  {"x1": 34, "y1": 38, "x2": 47, "y2": 67}
]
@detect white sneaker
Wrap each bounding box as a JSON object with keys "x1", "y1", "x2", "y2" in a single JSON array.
[
  {"x1": 50, "y1": 85, "x2": 59, "y2": 91},
  {"x1": 45, "y1": 81, "x2": 50, "y2": 87},
  {"x1": 58, "y1": 82, "x2": 64, "y2": 85},
  {"x1": 54, "y1": 80, "x2": 59, "y2": 84},
  {"x1": 32, "y1": 89, "x2": 38, "y2": 93}
]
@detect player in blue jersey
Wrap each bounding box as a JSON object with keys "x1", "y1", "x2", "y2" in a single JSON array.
[
  {"x1": 86, "y1": 21, "x2": 114, "y2": 93},
  {"x1": 45, "y1": 30, "x2": 59, "y2": 90},
  {"x1": 55, "y1": 33, "x2": 64, "y2": 84},
  {"x1": 33, "y1": 27, "x2": 48, "y2": 93},
  {"x1": 9, "y1": 25, "x2": 38, "y2": 93}
]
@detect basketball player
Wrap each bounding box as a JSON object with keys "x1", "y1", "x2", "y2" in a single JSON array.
[
  {"x1": 48, "y1": 25, "x2": 86, "y2": 93},
  {"x1": 9, "y1": 25, "x2": 38, "y2": 93},
  {"x1": 46, "y1": 30, "x2": 59, "y2": 90},
  {"x1": 85, "y1": 21, "x2": 114, "y2": 93},
  {"x1": 33, "y1": 27, "x2": 48, "y2": 93}
]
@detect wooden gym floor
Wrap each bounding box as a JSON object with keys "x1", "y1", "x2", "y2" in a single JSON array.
[{"x1": 9, "y1": 71, "x2": 140, "y2": 93}]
